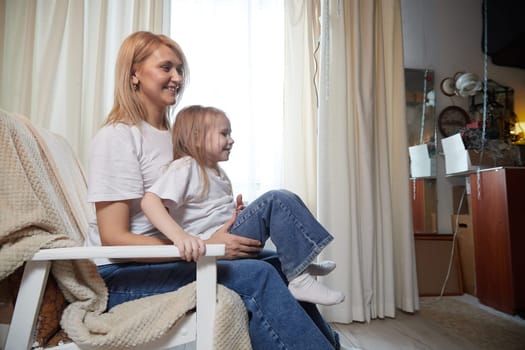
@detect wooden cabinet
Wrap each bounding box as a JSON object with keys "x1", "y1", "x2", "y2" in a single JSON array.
[
  {"x1": 414, "y1": 234, "x2": 463, "y2": 296},
  {"x1": 470, "y1": 167, "x2": 525, "y2": 315},
  {"x1": 410, "y1": 178, "x2": 437, "y2": 233}
]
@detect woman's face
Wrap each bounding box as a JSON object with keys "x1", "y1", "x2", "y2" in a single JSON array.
[
  {"x1": 205, "y1": 115, "x2": 234, "y2": 166},
  {"x1": 133, "y1": 45, "x2": 184, "y2": 119}
]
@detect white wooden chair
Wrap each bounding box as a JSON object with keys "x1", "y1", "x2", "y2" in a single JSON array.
[
  {"x1": 5, "y1": 245, "x2": 225, "y2": 350},
  {"x1": 0, "y1": 111, "x2": 233, "y2": 350}
]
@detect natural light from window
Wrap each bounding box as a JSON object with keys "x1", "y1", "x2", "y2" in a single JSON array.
[{"x1": 170, "y1": 0, "x2": 284, "y2": 202}]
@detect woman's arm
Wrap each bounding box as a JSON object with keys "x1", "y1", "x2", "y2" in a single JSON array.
[
  {"x1": 97, "y1": 199, "x2": 206, "y2": 262},
  {"x1": 96, "y1": 200, "x2": 168, "y2": 245},
  {"x1": 96, "y1": 200, "x2": 186, "y2": 262},
  {"x1": 141, "y1": 192, "x2": 205, "y2": 261}
]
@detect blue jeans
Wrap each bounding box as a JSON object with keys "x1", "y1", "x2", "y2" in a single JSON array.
[
  {"x1": 99, "y1": 256, "x2": 339, "y2": 349},
  {"x1": 231, "y1": 190, "x2": 334, "y2": 280},
  {"x1": 98, "y1": 190, "x2": 340, "y2": 349}
]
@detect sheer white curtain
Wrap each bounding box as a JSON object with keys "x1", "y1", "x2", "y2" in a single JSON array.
[
  {"x1": 0, "y1": 0, "x2": 165, "y2": 165},
  {"x1": 282, "y1": 1, "x2": 321, "y2": 213},
  {"x1": 315, "y1": 0, "x2": 418, "y2": 322},
  {"x1": 170, "y1": 0, "x2": 284, "y2": 202}
]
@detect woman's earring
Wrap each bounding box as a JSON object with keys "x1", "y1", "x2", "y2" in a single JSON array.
[{"x1": 132, "y1": 76, "x2": 139, "y2": 91}]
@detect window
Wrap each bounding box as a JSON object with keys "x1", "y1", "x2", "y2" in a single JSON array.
[{"x1": 170, "y1": 0, "x2": 284, "y2": 202}]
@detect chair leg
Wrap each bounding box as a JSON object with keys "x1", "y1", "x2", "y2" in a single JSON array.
[
  {"x1": 195, "y1": 256, "x2": 217, "y2": 350},
  {"x1": 5, "y1": 261, "x2": 51, "y2": 350}
]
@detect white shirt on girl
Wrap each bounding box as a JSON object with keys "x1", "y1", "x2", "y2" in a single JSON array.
[{"x1": 147, "y1": 156, "x2": 236, "y2": 239}]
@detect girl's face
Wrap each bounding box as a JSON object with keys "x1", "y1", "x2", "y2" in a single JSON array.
[
  {"x1": 133, "y1": 44, "x2": 184, "y2": 120},
  {"x1": 205, "y1": 115, "x2": 234, "y2": 166}
]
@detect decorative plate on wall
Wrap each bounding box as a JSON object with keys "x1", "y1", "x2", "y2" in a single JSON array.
[
  {"x1": 438, "y1": 106, "x2": 470, "y2": 137},
  {"x1": 440, "y1": 77, "x2": 456, "y2": 96}
]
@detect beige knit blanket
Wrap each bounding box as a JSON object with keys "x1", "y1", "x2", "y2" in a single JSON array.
[{"x1": 0, "y1": 109, "x2": 251, "y2": 349}]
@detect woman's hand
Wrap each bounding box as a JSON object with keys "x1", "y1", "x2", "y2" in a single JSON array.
[{"x1": 206, "y1": 212, "x2": 262, "y2": 259}]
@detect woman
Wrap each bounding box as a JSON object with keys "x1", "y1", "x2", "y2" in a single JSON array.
[{"x1": 87, "y1": 31, "x2": 341, "y2": 349}]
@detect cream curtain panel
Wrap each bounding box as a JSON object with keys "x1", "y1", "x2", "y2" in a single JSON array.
[
  {"x1": 283, "y1": 0, "x2": 418, "y2": 323},
  {"x1": 0, "y1": 0, "x2": 164, "y2": 165},
  {"x1": 316, "y1": 0, "x2": 418, "y2": 322}
]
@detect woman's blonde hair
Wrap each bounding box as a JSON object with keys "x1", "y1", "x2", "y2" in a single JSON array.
[
  {"x1": 172, "y1": 105, "x2": 231, "y2": 195},
  {"x1": 104, "y1": 31, "x2": 189, "y2": 128}
]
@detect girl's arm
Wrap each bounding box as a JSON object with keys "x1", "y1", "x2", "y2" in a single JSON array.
[{"x1": 141, "y1": 192, "x2": 206, "y2": 261}]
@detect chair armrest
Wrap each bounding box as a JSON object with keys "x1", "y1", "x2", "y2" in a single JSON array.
[
  {"x1": 31, "y1": 244, "x2": 225, "y2": 260},
  {"x1": 7, "y1": 244, "x2": 225, "y2": 350},
  {"x1": 30, "y1": 243, "x2": 225, "y2": 350}
]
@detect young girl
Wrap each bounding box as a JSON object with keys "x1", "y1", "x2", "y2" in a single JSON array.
[{"x1": 142, "y1": 105, "x2": 345, "y2": 306}]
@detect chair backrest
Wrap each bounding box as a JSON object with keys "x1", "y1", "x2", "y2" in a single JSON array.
[
  {"x1": 1, "y1": 109, "x2": 85, "y2": 273},
  {"x1": 30, "y1": 122, "x2": 93, "y2": 244},
  {"x1": 1, "y1": 106, "x2": 93, "y2": 286}
]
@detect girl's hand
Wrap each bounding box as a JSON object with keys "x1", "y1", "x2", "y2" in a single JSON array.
[
  {"x1": 172, "y1": 233, "x2": 206, "y2": 262},
  {"x1": 235, "y1": 194, "x2": 245, "y2": 213},
  {"x1": 206, "y1": 211, "x2": 262, "y2": 259},
  {"x1": 142, "y1": 192, "x2": 205, "y2": 261}
]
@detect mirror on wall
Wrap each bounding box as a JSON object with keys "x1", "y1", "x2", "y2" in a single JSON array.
[
  {"x1": 405, "y1": 68, "x2": 436, "y2": 178},
  {"x1": 406, "y1": 68, "x2": 438, "y2": 234}
]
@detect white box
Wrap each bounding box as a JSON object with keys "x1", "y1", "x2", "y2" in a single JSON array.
[
  {"x1": 409, "y1": 144, "x2": 436, "y2": 177},
  {"x1": 441, "y1": 133, "x2": 475, "y2": 175}
]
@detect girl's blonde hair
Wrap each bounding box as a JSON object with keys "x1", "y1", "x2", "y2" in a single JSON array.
[
  {"x1": 104, "y1": 31, "x2": 189, "y2": 128},
  {"x1": 172, "y1": 105, "x2": 232, "y2": 195}
]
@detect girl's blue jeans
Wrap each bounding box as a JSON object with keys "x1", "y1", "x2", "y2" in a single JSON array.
[
  {"x1": 98, "y1": 190, "x2": 339, "y2": 349},
  {"x1": 231, "y1": 190, "x2": 334, "y2": 280}
]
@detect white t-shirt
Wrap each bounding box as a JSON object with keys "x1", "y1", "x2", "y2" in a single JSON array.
[
  {"x1": 148, "y1": 156, "x2": 236, "y2": 239},
  {"x1": 86, "y1": 121, "x2": 172, "y2": 264}
]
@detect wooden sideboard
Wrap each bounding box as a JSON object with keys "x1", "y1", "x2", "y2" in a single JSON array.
[{"x1": 470, "y1": 167, "x2": 525, "y2": 315}]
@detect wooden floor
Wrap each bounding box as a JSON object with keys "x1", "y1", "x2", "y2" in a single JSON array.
[
  {"x1": 332, "y1": 311, "x2": 475, "y2": 350},
  {"x1": 332, "y1": 295, "x2": 525, "y2": 350},
  {"x1": 3, "y1": 294, "x2": 524, "y2": 350}
]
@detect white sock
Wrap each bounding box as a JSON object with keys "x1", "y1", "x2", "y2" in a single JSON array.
[
  {"x1": 305, "y1": 260, "x2": 336, "y2": 276},
  {"x1": 288, "y1": 273, "x2": 345, "y2": 306}
]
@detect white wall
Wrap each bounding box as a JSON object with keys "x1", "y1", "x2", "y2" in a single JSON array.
[{"x1": 401, "y1": 0, "x2": 525, "y2": 233}]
